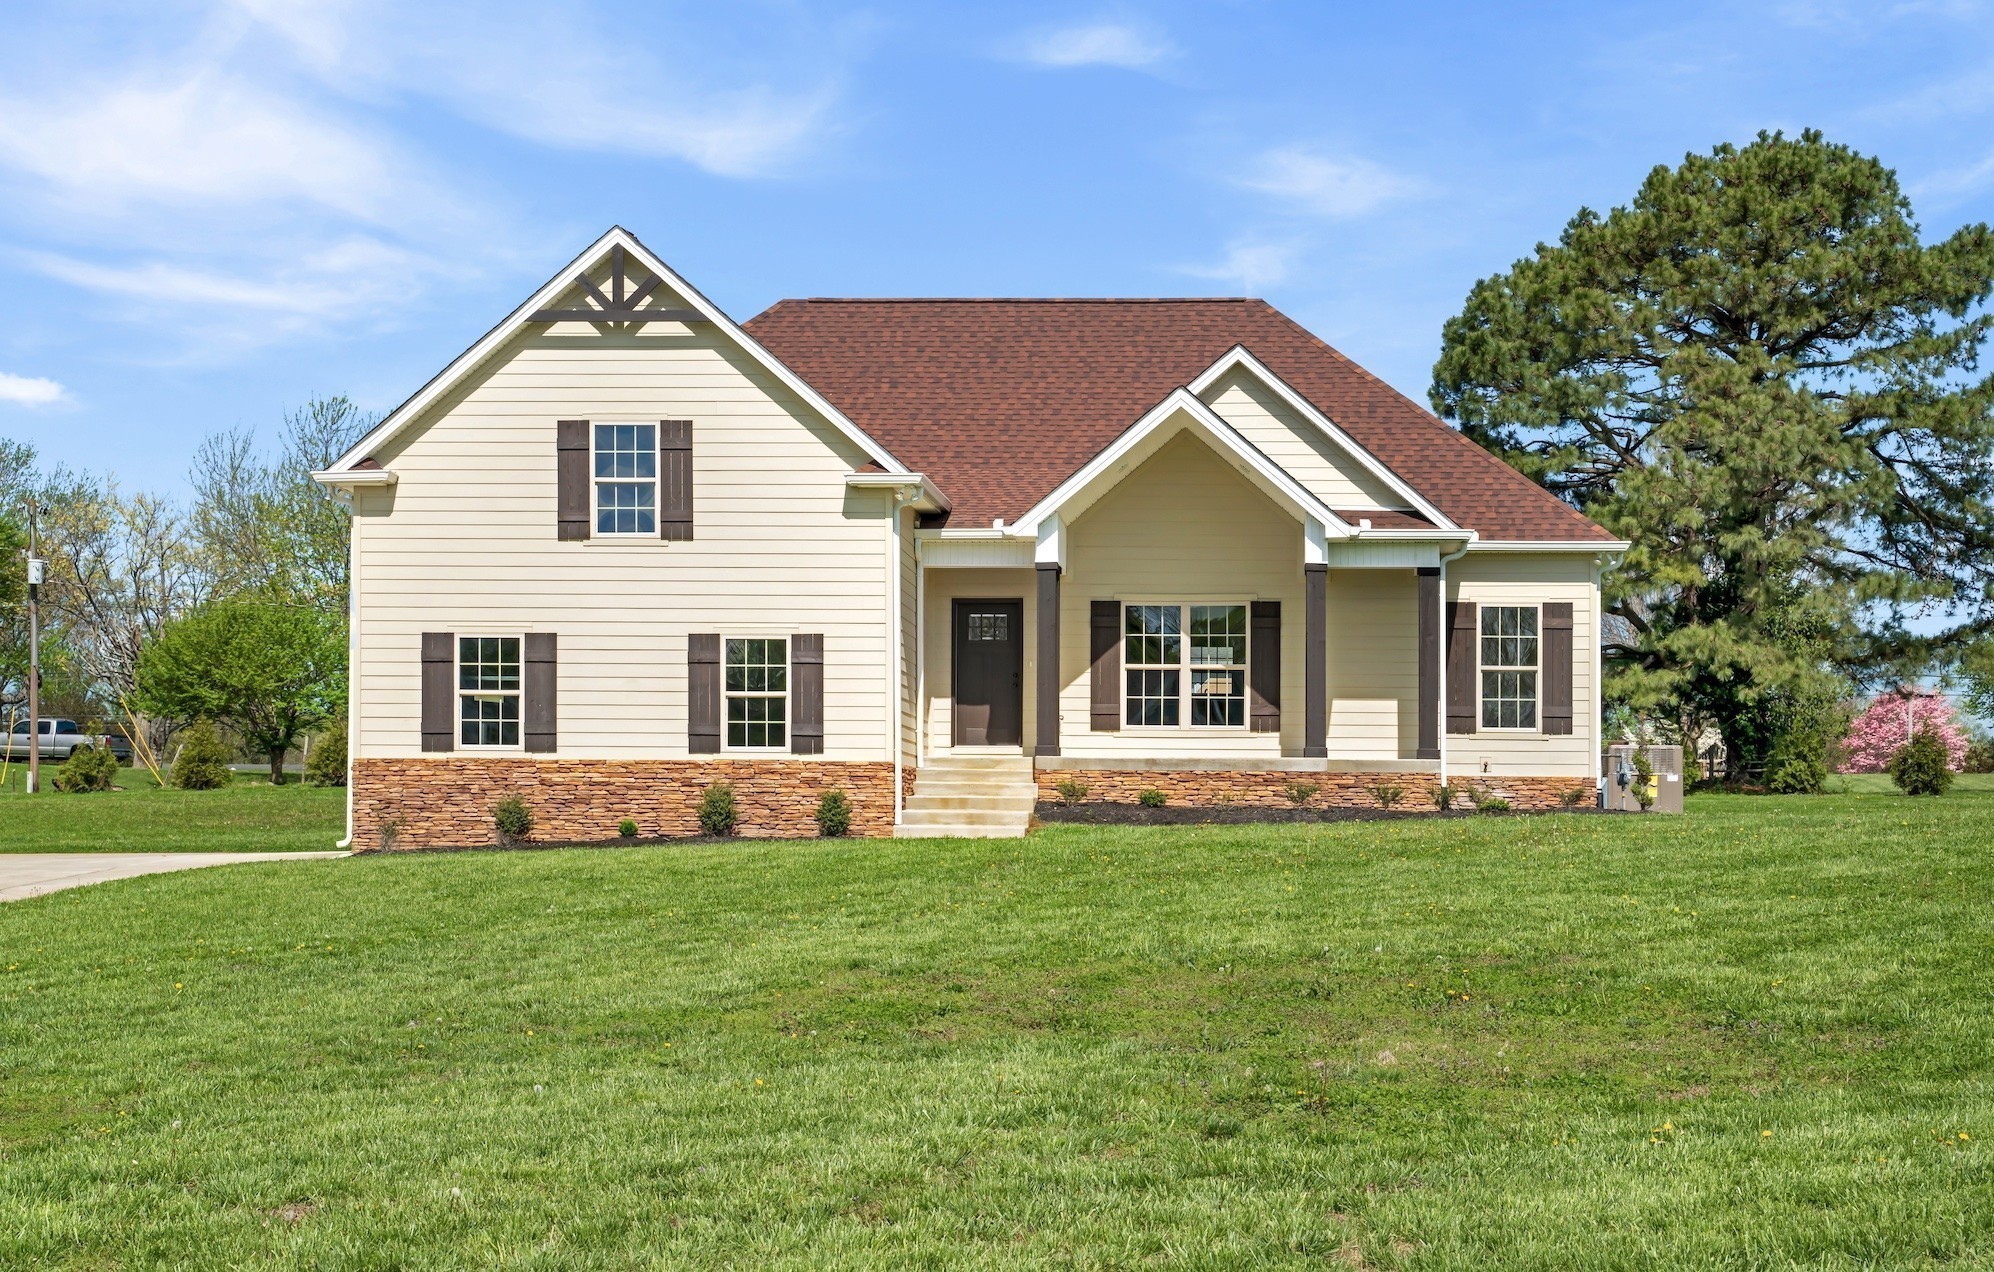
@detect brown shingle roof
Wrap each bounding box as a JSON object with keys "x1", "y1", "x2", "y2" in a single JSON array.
[{"x1": 743, "y1": 297, "x2": 1615, "y2": 542}]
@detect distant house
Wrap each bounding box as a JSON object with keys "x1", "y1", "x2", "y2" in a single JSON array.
[{"x1": 314, "y1": 228, "x2": 1626, "y2": 847}]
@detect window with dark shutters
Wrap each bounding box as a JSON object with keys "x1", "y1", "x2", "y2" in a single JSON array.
[
  {"x1": 790, "y1": 634, "x2": 824, "y2": 754},
  {"x1": 1249, "y1": 600, "x2": 1280, "y2": 733},
  {"x1": 1446, "y1": 601, "x2": 1478, "y2": 735},
  {"x1": 420, "y1": 632, "x2": 455, "y2": 751},
  {"x1": 1541, "y1": 602, "x2": 1575, "y2": 735},
  {"x1": 660, "y1": 419, "x2": 693, "y2": 540},
  {"x1": 556, "y1": 420, "x2": 590, "y2": 540},
  {"x1": 523, "y1": 633, "x2": 557, "y2": 752},
  {"x1": 688, "y1": 634, "x2": 721, "y2": 753},
  {"x1": 1089, "y1": 601, "x2": 1120, "y2": 731}
]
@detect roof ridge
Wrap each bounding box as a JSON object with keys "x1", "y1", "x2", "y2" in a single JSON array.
[{"x1": 774, "y1": 296, "x2": 1265, "y2": 305}]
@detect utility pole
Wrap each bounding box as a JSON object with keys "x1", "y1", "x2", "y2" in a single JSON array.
[{"x1": 25, "y1": 501, "x2": 43, "y2": 795}]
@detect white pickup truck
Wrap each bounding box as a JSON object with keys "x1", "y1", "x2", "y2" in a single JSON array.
[{"x1": 2, "y1": 718, "x2": 134, "y2": 763}]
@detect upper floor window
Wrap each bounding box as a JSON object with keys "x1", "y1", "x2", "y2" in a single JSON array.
[
  {"x1": 726, "y1": 637, "x2": 788, "y2": 749},
  {"x1": 1124, "y1": 602, "x2": 1248, "y2": 728},
  {"x1": 460, "y1": 636, "x2": 521, "y2": 747},
  {"x1": 1480, "y1": 606, "x2": 1539, "y2": 730},
  {"x1": 594, "y1": 423, "x2": 656, "y2": 535}
]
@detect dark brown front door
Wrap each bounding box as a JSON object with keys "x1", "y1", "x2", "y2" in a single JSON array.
[{"x1": 953, "y1": 599, "x2": 1024, "y2": 747}]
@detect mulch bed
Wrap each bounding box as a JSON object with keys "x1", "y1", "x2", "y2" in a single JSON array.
[{"x1": 1034, "y1": 801, "x2": 1607, "y2": 825}]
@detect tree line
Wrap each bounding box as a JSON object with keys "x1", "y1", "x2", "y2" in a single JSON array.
[{"x1": 0, "y1": 398, "x2": 371, "y2": 784}]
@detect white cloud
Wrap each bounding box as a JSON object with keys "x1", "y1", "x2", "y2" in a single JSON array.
[
  {"x1": 1236, "y1": 146, "x2": 1427, "y2": 218},
  {"x1": 1013, "y1": 21, "x2": 1175, "y2": 70},
  {"x1": 1177, "y1": 239, "x2": 1301, "y2": 294},
  {"x1": 0, "y1": 372, "x2": 65, "y2": 407}
]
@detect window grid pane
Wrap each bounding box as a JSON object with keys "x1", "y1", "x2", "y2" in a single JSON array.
[
  {"x1": 594, "y1": 423, "x2": 657, "y2": 534},
  {"x1": 1479, "y1": 606, "x2": 1539, "y2": 729},
  {"x1": 725, "y1": 637, "x2": 788, "y2": 748},
  {"x1": 459, "y1": 694, "x2": 519, "y2": 747}
]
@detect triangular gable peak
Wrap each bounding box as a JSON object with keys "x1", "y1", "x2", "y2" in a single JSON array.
[
  {"x1": 1187, "y1": 346, "x2": 1457, "y2": 532},
  {"x1": 319, "y1": 226, "x2": 909, "y2": 480}
]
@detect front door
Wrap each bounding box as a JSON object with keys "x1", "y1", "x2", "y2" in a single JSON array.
[{"x1": 953, "y1": 599, "x2": 1024, "y2": 747}]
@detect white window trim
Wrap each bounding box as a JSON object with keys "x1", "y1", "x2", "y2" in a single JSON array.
[
  {"x1": 722, "y1": 633, "x2": 792, "y2": 754},
  {"x1": 456, "y1": 633, "x2": 525, "y2": 751},
  {"x1": 1120, "y1": 599, "x2": 1253, "y2": 733},
  {"x1": 1477, "y1": 603, "x2": 1542, "y2": 733},
  {"x1": 590, "y1": 420, "x2": 660, "y2": 539}
]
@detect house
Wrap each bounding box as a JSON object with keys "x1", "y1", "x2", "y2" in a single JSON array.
[{"x1": 313, "y1": 227, "x2": 1626, "y2": 847}]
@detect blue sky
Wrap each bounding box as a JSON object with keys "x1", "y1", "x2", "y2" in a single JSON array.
[{"x1": 2, "y1": 0, "x2": 1993, "y2": 490}]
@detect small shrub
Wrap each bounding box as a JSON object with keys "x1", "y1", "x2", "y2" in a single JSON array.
[
  {"x1": 53, "y1": 744, "x2": 120, "y2": 793},
  {"x1": 1367, "y1": 782, "x2": 1405, "y2": 810},
  {"x1": 698, "y1": 781, "x2": 738, "y2": 836},
  {"x1": 1055, "y1": 778, "x2": 1090, "y2": 805},
  {"x1": 171, "y1": 720, "x2": 233, "y2": 790},
  {"x1": 1766, "y1": 755, "x2": 1826, "y2": 795},
  {"x1": 1284, "y1": 780, "x2": 1319, "y2": 806},
  {"x1": 618, "y1": 818, "x2": 639, "y2": 839},
  {"x1": 492, "y1": 795, "x2": 535, "y2": 845},
  {"x1": 1558, "y1": 784, "x2": 1588, "y2": 809},
  {"x1": 377, "y1": 817, "x2": 403, "y2": 852},
  {"x1": 1964, "y1": 738, "x2": 1994, "y2": 774},
  {"x1": 1631, "y1": 749, "x2": 1657, "y2": 809},
  {"x1": 1478, "y1": 796, "x2": 1512, "y2": 813},
  {"x1": 1888, "y1": 728, "x2": 1955, "y2": 796},
  {"x1": 1431, "y1": 784, "x2": 1457, "y2": 811},
  {"x1": 1137, "y1": 788, "x2": 1167, "y2": 808},
  {"x1": 304, "y1": 719, "x2": 347, "y2": 787},
  {"x1": 815, "y1": 789, "x2": 852, "y2": 837}
]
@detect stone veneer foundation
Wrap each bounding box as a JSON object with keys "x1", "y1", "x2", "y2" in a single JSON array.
[
  {"x1": 1034, "y1": 769, "x2": 1593, "y2": 811},
  {"x1": 353, "y1": 758, "x2": 903, "y2": 850}
]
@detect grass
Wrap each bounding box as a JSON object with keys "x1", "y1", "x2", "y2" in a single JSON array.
[
  {"x1": 0, "y1": 765, "x2": 343, "y2": 853},
  {"x1": 1831, "y1": 771, "x2": 1994, "y2": 795},
  {"x1": 1, "y1": 794, "x2": 1990, "y2": 1268}
]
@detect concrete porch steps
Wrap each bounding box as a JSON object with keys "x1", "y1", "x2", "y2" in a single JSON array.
[{"x1": 896, "y1": 754, "x2": 1035, "y2": 839}]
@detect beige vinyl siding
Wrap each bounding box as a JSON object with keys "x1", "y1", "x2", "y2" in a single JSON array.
[
  {"x1": 921, "y1": 567, "x2": 1038, "y2": 753},
  {"x1": 1057, "y1": 433, "x2": 1302, "y2": 759},
  {"x1": 1325, "y1": 568, "x2": 1420, "y2": 758},
  {"x1": 1447, "y1": 551, "x2": 1599, "y2": 779},
  {"x1": 1200, "y1": 367, "x2": 1405, "y2": 513},
  {"x1": 352, "y1": 325, "x2": 894, "y2": 762}
]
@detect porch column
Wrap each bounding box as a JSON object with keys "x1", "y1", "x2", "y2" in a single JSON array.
[
  {"x1": 1035, "y1": 563, "x2": 1061, "y2": 756},
  {"x1": 1304, "y1": 563, "x2": 1327, "y2": 757},
  {"x1": 1416, "y1": 565, "x2": 1441, "y2": 759}
]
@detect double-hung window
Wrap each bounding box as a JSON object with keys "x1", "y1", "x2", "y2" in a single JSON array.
[
  {"x1": 459, "y1": 636, "x2": 521, "y2": 747},
  {"x1": 1480, "y1": 606, "x2": 1539, "y2": 730},
  {"x1": 725, "y1": 638, "x2": 788, "y2": 749},
  {"x1": 594, "y1": 423, "x2": 656, "y2": 535},
  {"x1": 1124, "y1": 602, "x2": 1248, "y2": 728}
]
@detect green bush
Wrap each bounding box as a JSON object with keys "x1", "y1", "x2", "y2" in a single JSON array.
[
  {"x1": 1432, "y1": 784, "x2": 1457, "y2": 811},
  {"x1": 1137, "y1": 788, "x2": 1167, "y2": 808},
  {"x1": 1766, "y1": 755, "x2": 1827, "y2": 795},
  {"x1": 1888, "y1": 728, "x2": 1955, "y2": 796},
  {"x1": 1478, "y1": 796, "x2": 1512, "y2": 813},
  {"x1": 492, "y1": 795, "x2": 535, "y2": 845},
  {"x1": 171, "y1": 721, "x2": 234, "y2": 790},
  {"x1": 1367, "y1": 782, "x2": 1405, "y2": 810},
  {"x1": 815, "y1": 790, "x2": 852, "y2": 838},
  {"x1": 618, "y1": 818, "x2": 639, "y2": 839},
  {"x1": 1964, "y1": 739, "x2": 1994, "y2": 774},
  {"x1": 1284, "y1": 780, "x2": 1319, "y2": 806},
  {"x1": 53, "y1": 744, "x2": 120, "y2": 793},
  {"x1": 698, "y1": 781, "x2": 738, "y2": 836},
  {"x1": 1054, "y1": 778, "x2": 1090, "y2": 805},
  {"x1": 1558, "y1": 785, "x2": 1589, "y2": 809},
  {"x1": 304, "y1": 719, "x2": 347, "y2": 787}
]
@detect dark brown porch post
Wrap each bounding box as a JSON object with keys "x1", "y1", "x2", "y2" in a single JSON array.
[
  {"x1": 1035, "y1": 563, "x2": 1061, "y2": 756},
  {"x1": 1416, "y1": 566, "x2": 1441, "y2": 759},
  {"x1": 1304, "y1": 563, "x2": 1327, "y2": 757}
]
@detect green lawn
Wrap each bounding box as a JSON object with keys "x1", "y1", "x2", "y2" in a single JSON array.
[
  {"x1": 1830, "y1": 771, "x2": 1994, "y2": 795},
  {"x1": 0, "y1": 766, "x2": 344, "y2": 853},
  {"x1": 1, "y1": 795, "x2": 1990, "y2": 1268}
]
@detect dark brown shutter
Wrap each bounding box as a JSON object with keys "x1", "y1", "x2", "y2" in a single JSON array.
[
  {"x1": 421, "y1": 632, "x2": 455, "y2": 752},
  {"x1": 1446, "y1": 601, "x2": 1478, "y2": 735},
  {"x1": 659, "y1": 419, "x2": 693, "y2": 541},
  {"x1": 1090, "y1": 601, "x2": 1119, "y2": 731},
  {"x1": 1541, "y1": 602, "x2": 1574, "y2": 735},
  {"x1": 557, "y1": 420, "x2": 590, "y2": 541},
  {"x1": 688, "y1": 634, "x2": 721, "y2": 753},
  {"x1": 523, "y1": 632, "x2": 557, "y2": 753},
  {"x1": 1249, "y1": 600, "x2": 1280, "y2": 733},
  {"x1": 790, "y1": 634, "x2": 824, "y2": 754}
]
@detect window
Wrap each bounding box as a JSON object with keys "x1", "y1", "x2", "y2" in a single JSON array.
[
  {"x1": 459, "y1": 636, "x2": 521, "y2": 747},
  {"x1": 594, "y1": 423, "x2": 656, "y2": 535},
  {"x1": 1124, "y1": 602, "x2": 1249, "y2": 728},
  {"x1": 967, "y1": 612, "x2": 1009, "y2": 641},
  {"x1": 725, "y1": 637, "x2": 787, "y2": 749},
  {"x1": 1480, "y1": 606, "x2": 1539, "y2": 730}
]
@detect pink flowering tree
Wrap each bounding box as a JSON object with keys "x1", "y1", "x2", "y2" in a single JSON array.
[{"x1": 1839, "y1": 690, "x2": 1970, "y2": 773}]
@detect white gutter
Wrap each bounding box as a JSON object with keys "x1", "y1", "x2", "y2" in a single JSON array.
[
  {"x1": 1435, "y1": 539, "x2": 1472, "y2": 791},
  {"x1": 1593, "y1": 554, "x2": 1607, "y2": 802}
]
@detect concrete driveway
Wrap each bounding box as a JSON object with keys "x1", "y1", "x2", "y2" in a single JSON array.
[{"x1": 0, "y1": 852, "x2": 347, "y2": 902}]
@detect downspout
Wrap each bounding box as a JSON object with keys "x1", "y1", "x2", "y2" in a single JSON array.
[
  {"x1": 1593, "y1": 555, "x2": 1606, "y2": 802},
  {"x1": 1435, "y1": 539, "x2": 1471, "y2": 790},
  {"x1": 890, "y1": 499, "x2": 905, "y2": 827},
  {"x1": 915, "y1": 535, "x2": 926, "y2": 767},
  {"x1": 336, "y1": 488, "x2": 358, "y2": 850}
]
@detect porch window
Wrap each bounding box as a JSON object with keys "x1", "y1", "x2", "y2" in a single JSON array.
[
  {"x1": 594, "y1": 423, "x2": 657, "y2": 535},
  {"x1": 1124, "y1": 602, "x2": 1248, "y2": 728},
  {"x1": 725, "y1": 637, "x2": 788, "y2": 749},
  {"x1": 1480, "y1": 605, "x2": 1539, "y2": 730},
  {"x1": 459, "y1": 636, "x2": 521, "y2": 747}
]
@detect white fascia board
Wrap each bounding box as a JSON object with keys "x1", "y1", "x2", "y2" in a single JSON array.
[
  {"x1": 1468, "y1": 539, "x2": 1631, "y2": 552},
  {"x1": 1354, "y1": 528, "x2": 1476, "y2": 542},
  {"x1": 324, "y1": 226, "x2": 908, "y2": 477},
  {"x1": 1188, "y1": 345, "x2": 1458, "y2": 532},
  {"x1": 310, "y1": 468, "x2": 396, "y2": 489},
  {"x1": 1010, "y1": 387, "x2": 1352, "y2": 537},
  {"x1": 845, "y1": 471, "x2": 950, "y2": 511}
]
